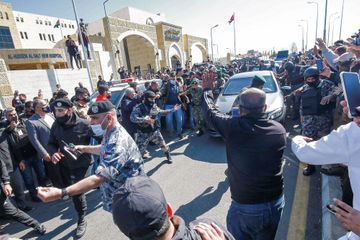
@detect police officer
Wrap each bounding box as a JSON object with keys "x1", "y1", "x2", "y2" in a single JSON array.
[
  {"x1": 37, "y1": 101, "x2": 145, "y2": 214},
  {"x1": 289, "y1": 67, "x2": 336, "y2": 176},
  {"x1": 130, "y1": 91, "x2": 180, "y2": 163},
  {"x1": 47, "y1": 98, "x2": 92, "y2": 238},
  {"x1": 183, "y1": 79, "x2": 205, "y2": 136}
]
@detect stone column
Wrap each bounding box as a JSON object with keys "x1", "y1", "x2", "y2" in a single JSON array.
[{"x1": 0, "y1": 59, "x2": 14, "y2": 108}]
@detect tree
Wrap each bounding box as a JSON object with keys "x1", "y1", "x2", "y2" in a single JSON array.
[{"x1": 290, "y1": 42, "x2": 298, "y2": 53}]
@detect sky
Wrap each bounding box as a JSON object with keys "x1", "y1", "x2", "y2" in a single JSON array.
[{"x1": 4, "y1": 0, "x2": 360, "y2": 57}]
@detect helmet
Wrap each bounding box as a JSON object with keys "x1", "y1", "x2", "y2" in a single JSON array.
[
  {"x1": 284, "y1": 61, "x2": 295, "y2": 72},
  {"x1": 303, "y1": 66, "x2": 320, "y2": 80}
]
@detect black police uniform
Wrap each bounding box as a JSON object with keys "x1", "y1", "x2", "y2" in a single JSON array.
[{"x1": 47, "y1": 99, "x2": 92, "y2": 231}]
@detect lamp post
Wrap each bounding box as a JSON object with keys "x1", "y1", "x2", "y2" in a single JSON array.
[
  {"x1": 103, "y1": 0, "x2": 109, "y2": 17},
  {"x1": 339, "y1": 0, "x2": 345, "y2": 39},
  {"x1": 327, "y1": 12, "x2": 338, "y2": 46},
  {"x1": 71, "y1": 0, "x2": 94, "y2": 93},
  {"x1": 331, "y1": 16, "x2": 340, "y2": 45},
  {"x1": 300, "y1": 19, "x2": 309, "y2": 51},
  {"x1": 323, "y1": 0, "x2": 328, "y2": 43},
  {"x1": 307, "y1": 1, "x2": 319, "y2": 40},
  {"x1": 298, "y1": 24, "x2": 305, "y2": 53},
  {"x1": 210, "y1": 24, "x2": 219, "y2": 61}
]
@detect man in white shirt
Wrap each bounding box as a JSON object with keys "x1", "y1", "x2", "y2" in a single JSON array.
[{"x1": 292, "y1": 105, "x2": 360, "y2": 240}]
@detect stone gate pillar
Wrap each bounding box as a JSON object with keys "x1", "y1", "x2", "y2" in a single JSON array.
[{"x1": 0, "y1": 59, "x2": 14, "y2": 108}]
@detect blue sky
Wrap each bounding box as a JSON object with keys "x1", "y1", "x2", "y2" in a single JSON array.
[{"x1": 5, "y1": 0, "x2": 360, "y2": 56}]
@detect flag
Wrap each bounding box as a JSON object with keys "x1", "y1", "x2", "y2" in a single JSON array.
[
  {"x1": 228, "y1": 14, "x2": 234, "y2": 24},
  {"x1": 54, "y1": 19, "x2": 60, "y2": 28}
]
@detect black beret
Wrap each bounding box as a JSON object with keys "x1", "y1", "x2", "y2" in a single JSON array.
[
  {"x1": 87, "y1": 100, "x2": 115, "y2": 115},
  {"x1": 52, "y1": 98, "x2": 73, "y2": 108}
]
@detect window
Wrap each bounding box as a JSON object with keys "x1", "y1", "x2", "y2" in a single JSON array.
[
  {"x1": 49, "y1": 21, "x2": 52, "y2": 26},
  {"x1": 20, "y1": 17, "x2": 24, "y2": 22},
  {"x1": 0, "y1": 12, "x2": 3, "y2": 20},
  {"x1": 39, "y1": 20, "x2": 43, "y2": 24},
  {"x1": 48, "y1": 34, "x2": 51, "y2": 41},
  {"x1": 0, "y1": 26, "x2": 15, "y2": 49},
  {"x1": 36, "y1": 19, "x2": 39, "y2": 24},
  {"x1": 64, "y1": 23, "x2": 67, "y2": 28},
  {"x1": 51, "y1": 34, "x2": 54, "y2": 41},
  {"x1": 61, "y1": 23, "x2": 63, "y2": 27},
  {"x1": 5, "y1": 12, "x2": 9, "y2": 20},
  {"x1": 24, "y1": 32, "x2": 28, "y2": 39},
  {"x1": 39, "y1": 33, "x2": 43, "y2": 40},
  {"x1": 20, "y1": 32, "x2": 24, "y2": 39},
  {"x1": 45, "y1": 21, "x2": 48, "y2": 26},
  {"x1": 43, "y1": 33, "x2": 46, "y2": 40}
]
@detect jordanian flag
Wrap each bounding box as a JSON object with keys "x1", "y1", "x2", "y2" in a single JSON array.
[
  {"x1": 228, "y1": 14, "x2": 234, "y2": 24},
  {"x1": 54, "y1": 19, "x2": 60, "y2": 28}
]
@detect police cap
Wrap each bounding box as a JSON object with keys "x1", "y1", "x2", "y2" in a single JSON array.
[
  {"x1": 53, "y1": 98, "x2": 73, "y2": 109},
  {"x1": 87, "y1": 100, "x2": 115, "y2": 115}
]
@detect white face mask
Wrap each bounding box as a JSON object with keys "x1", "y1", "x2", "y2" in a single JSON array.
[{"x1": 91, "y1": 115, "x2": 108, "y2": 136}]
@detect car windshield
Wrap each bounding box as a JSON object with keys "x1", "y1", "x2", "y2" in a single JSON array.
[
  {"x1": 223, "y1": 75, "x2": 277, "y2": 95},
  {"x1": 110, "y1": 90, "x2": 126, "y2": 106}
]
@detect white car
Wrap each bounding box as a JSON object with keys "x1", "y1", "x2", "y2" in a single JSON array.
[{"x1": 207, "y1": 71, "x2": 286, "y2": 137}]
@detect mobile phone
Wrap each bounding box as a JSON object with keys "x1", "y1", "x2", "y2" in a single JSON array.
[
  {"x1": 356, "y1": 36, "x2": 360, "y2": 46},
  {"x1": 315, "y1": 59, "x2": 324, "y2": 72},
  {"x1": 232, "y1": 107, "x2": 240, "y2": 117},
  {"x1": 326, "y1": 204, "x2": 336, "y2": 215},
  {"x1": 340, "y1": 72, "x2": 360, "y2": 118}
]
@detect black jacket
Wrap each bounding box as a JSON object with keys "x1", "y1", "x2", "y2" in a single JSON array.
[
  {"x1": 5, "y1": 119, "x2": 37, "y2": 163},
  {"x1": 120, "y1": 95, "x2": 141, "y2": 135},
  {"x1": 0, "y1": 127, "x2": 16, "y2": 173},
  {"x1": 203, "y1": 91, "x2": 287, "y2": 204},
  {"x1": 47, "y1": 113, "x2": 93, "y2": 170}
]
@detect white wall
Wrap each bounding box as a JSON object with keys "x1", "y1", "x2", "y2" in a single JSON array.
[
  {"x1": 87, "y1": 19, "x2": 105, "y2": 37},
  {"x1": 13, "y1": 11, "x2": 77, "y2": 49},
  {"x1": 109, "y1": 7, "x2": 166, "y2": 25},
  {"x1": 7, "y1": 69, "x2": 93, "y2": 100}
]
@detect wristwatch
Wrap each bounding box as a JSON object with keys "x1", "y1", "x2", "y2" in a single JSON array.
[{"x1": 61, "y1": 188, "x2": 69, "y2": 200}]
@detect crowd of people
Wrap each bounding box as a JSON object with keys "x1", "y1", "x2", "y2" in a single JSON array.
[{"x1": 0, "y1": 29, "x2": 360, "y2": 240}]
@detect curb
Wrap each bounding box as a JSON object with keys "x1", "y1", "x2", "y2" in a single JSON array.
[{"x1": 321, "y1": 173, "x2": 347, "y2": 240}]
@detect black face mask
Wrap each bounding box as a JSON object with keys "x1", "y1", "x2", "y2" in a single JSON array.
[
  {"x1": 42, "y1": 105, "x2": 52, "y2": 113},
  {"x1": 307, "y1": 80, "x2": 320, "y2": 88},
  {"x1": 145, "y1": 98, "x2": 155, "y2": 107},
  {"x1": 56, "y1": 113, "x2": 71, "y2": 125}
]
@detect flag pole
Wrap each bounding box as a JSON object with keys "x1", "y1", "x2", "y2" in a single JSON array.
[
  {"x1": 233, "y1": 12, "x2": 236, "y2": 58},
  {"x1": 59, "y1": 21, "x2": 64, "y2": 39}
]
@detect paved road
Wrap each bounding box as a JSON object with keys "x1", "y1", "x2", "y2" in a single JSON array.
[{"x1": 1, "y1": 121, "x2": 322, "y2": 239}]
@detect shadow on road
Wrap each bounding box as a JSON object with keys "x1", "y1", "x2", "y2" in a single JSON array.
[
  {"x1": 175, "y1": 178, "x2": 229, "y2": 222},
  {"x1": 1, "y1": 189, "x2": 102, "y2": 239}
]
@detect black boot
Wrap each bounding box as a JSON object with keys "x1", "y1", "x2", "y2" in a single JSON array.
[
  {"x1": 165, "y1": 151, "x2": 172, "y2": 164},
  {"x1": 303, "y1": 164, "x2": 316, "y2": 176},
  {"x1": 34, "y1": 224, "x2": 46, "y2": 235},
  {"x1": 197, "y1": 129, "x2": 204, "y2": 136},
  {"x1": 75, "y1": 216, "x2": 87, "y2": 239}
]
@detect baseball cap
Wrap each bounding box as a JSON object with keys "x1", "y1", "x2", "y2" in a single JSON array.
[{"x1": 112, "y1": 176, "x2": 169, "y2": 240}]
